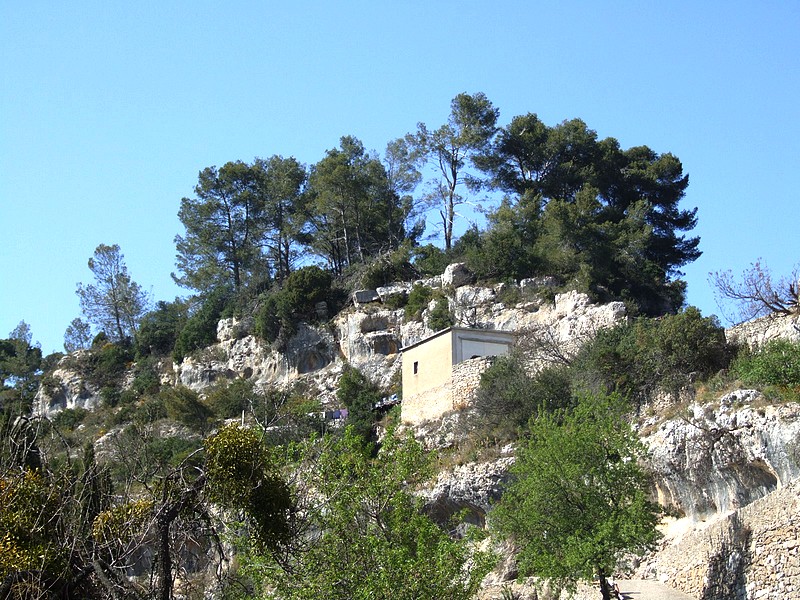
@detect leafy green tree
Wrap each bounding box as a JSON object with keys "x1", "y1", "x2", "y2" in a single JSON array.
[
  {"x1": 175, "y1": 161, "x2": 268, "y2": 291},
  {"x1": 476, "y1": 114, "x2": 598, "y2": 202},
  {"x1": 173, "y1": 287, "x2": 232, "y2": 362},
  {"x1": 135, "y1": 299, "x2": 189, "y2": 358},
  {"x1": 336, "y1": 365, "x2": 381, "y2": 444},
  {"x1": 492, "y1": 394, "x2": 661, "y2": 600},
  {"x1": 572, "y1": 307, "x2": 731, "y2": 403},
  {"x1": 262, "y1": 428, "x2": 493, "y2": 600},
  {"x1": 473, "y1": 355, "x2": 573, "y2": 439},
  {"x1": 412, "y1": 92, "x2": 499, "y2": 250},
  {"x1": 0, "y1": 322, "x2": 43, "y2": 416},
  {"x1": 475, "y1": 113, "x2": 699, "y2": 313},
  {"x1": 76, "y1": 243, "x2": 150, "y2": 342}
]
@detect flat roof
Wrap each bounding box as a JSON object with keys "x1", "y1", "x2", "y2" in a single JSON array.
[{"x1": 400, "y1": 326, "x2": 515, "y2": 353}]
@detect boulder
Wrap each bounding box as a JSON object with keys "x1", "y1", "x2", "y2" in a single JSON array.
[
  {"x1": 352, "y1": 289, "x2": 380, "y2": 305},
  {"x1": 442, "y1": 263, "x2": 475, "y2": 288}
]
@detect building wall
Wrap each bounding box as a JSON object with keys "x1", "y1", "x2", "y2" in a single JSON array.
[
  {"x1": 452, "y1": 329, "x2": 514, "y2": 363},
  {"x1": 401, "y1": 328, "x2": 514, "y2": 426},
  {"x1": 401, "y1": 331, "x2": 454, "y2": 425}
]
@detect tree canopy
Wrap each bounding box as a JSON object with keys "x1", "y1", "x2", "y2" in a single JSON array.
[
  {"x1": 167, "y1": 94, "x2": 698, "y2": 315},
  {"x1": 492, "y1": 394, "x2": 662, "y2": 600}
]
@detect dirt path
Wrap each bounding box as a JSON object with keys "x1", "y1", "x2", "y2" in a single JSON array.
[{"x1": 616, "y1": 579, "x2": 696, "y2": 600}]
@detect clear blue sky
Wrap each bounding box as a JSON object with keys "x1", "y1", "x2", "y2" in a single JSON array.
[{"x1": 2, "y1": 1, "x2": 798, "y2": 354}]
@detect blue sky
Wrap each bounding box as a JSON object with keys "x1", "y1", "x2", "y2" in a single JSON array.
[{"x1": 2, "y1": 1, "x2": 798, "y2": 354}]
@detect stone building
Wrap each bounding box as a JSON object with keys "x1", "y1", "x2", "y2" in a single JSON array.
[{"x1": 400, "y1": 327, "x2": 515, "y2": 425}]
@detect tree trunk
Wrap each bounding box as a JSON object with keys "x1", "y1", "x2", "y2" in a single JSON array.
[{"x1": 597, "y1": 566, "x2": 613, "y2": 600}]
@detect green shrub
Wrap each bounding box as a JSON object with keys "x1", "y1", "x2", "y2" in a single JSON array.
[
  {"x1": 474, "y1": 356, "x2": 574, "y2": 440},
  {"x1": 161, "y1": 385, "x2": 213, "y2": 433},
  {"x1": 427, "y1": 297, "x2": 454, "y2": 332},
  {"x1": 405, "y1": 284, "x2": 433, "y2": 320},
  {"x1": 173, "y1": 287, "x2": 233, "y2": 362},
  {"x1": 337, "y1": 365, "x2": 381, "y2": 445},
  {"x1": 732, "y1": 339, "x2": 800, "y2": 390},
  {"x1": 571, "y1": 307, "x2": 733, "y2": 403},
  {"x1": 283, "y1": 266, "x2": 332, "y2": 317},
  {"x1": 361, "y1": 248, "x2": 417, "y2": 290},
  {"x1": 255, "y1": 266, "x2": 334, "y2": 348},
  {"x1": 52, "y1": 407, "x2": 89, "y2": 430},
  {"x1": 135, "y1": 300, "x2": 188, "y2": 358},
  {"x1": 205, "y1": 378, "x2": 254, "y2": 420},
  {"x1": 411, "y1": 244, "x2": 450, "y2": 277}
]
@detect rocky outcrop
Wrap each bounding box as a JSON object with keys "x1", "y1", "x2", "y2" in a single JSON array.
[
  {"x1": 642, "y1": 390, "x2": 800, "y2": 521},
  {"x1": 421, "y1": 454, "x2": 515, "y2": 530},
  {"x1": 727, "y1": 312, "x2": 800, "y2": 348},
  {"x1": 175, "y1": 319, "x2": 337, "y2": 395},
  {"x1": 34, "y1": 351, "x2": 103, "y2": 414}
]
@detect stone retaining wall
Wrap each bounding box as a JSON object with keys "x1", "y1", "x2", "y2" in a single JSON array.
[{"x1": 640, "y1": 479, "x2": 800, "y2": 599}]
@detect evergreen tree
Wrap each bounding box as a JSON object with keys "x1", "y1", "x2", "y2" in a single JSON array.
[{"x1": 76, "y1": 244, "x2": 149, "y2": 342}]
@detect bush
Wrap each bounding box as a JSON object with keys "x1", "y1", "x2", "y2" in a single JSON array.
[
  {"x1": 427, "y1": 297, "x2": 454, "y2": 332},
  {"x1": 361, "y1": 247, "x2": 417, "y2": 290},
  {"x1": 52, "y1": 407, "x2": 89, "y2": 430},
  {"x1": 405, "y1": 284, "x2": 433, "y2": 320},
  {"x1": 732, "y1": 339, "x2": 800, "y2": 390},
  {"x1": 571, "y1": 307, "x2": 732, "y2": 403},
  {"x1": 135, "y1": 300, "x2": 188, "y2": 358},
  {"x1": 474, "y1": 356, "x2": 573, "y2": 439},
  {"x1": 255, "y1": 266, "x2": 334, "y2": 348},
  {"x1": 411, "y1": 244, "x2": 450, "y2": 277},
  {"x1": 160, "y1": 385, "x2": 213, "y2": 432},
  {"x1": 205, "y1": 378, "x2": 254, "y2": 420},
  {"x1": 173, "y1": 287, "x2": 233, "y2": 362},
  {"x1": 337, "y1": 365, "x2": 381, "y2": 445}
]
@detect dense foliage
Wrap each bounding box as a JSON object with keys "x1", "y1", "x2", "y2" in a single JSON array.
[
  {"x1": 474, "y1": 307, "x2": 733, "y2": 437},
  {"x1": 492, "y1": 394, "x2": 662, "y2": 600},
  {"x1": 731, "y1": 339, "x2": 800, "y2": 400},
  {"x1": 253, "y1": 428, "x2": 493, "y2": 600}
]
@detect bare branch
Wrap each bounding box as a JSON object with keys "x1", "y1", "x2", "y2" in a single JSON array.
[{"x1": 710, "y1": 260, "x2": 800, "y2": 324}]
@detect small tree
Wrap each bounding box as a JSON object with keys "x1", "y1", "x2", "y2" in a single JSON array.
[
  {"x1": 710, "y1": 259, "x2": 800, "y2": 323},
  {"x1": 492, "y1": 394, "x2": 661, "y2": 600},
  {"x1": 64, "y1": 318, "x2": 93, "y2": 352},
  {"x1": 77, "y1": 244, "x2": 150, "y2": 343},
  {"x1": 262, "y1": 428, "x2": 493, "y2": 600}
]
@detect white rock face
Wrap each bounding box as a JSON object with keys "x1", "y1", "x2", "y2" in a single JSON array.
[
  {"x1": 420, "y1": 456, "x2": 515, "y2": 528},
  {"x1": 442, "y1": 262, "x2": 475, "y2": 288},
  {"x1": 34, "y1": 351, "x2": 103, "y2": 415},
  {"x1": 334, "y1": 308, "x2": 404, "y2": 389},
  {"x1": 727, "y1": 312, "x2": 800, "y2": 348},
  {"x1": 176, "y1": 319, "x2": 338, "y2": 394},
  {"x1": 643, "y1": 391, "x2": 800, "y2": 521}
]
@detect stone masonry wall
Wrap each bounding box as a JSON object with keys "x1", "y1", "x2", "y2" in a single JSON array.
[
  {"x1": 640, "y1": 479, "x2": 800, "y2": 599},
  {"x1": 451, "y1": 356, "x2": 495, "y2": 411}
]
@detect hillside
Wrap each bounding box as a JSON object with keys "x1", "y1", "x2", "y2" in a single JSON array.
[{"x1": 4, "y1": 261, "x2": 800, "y2": 599}]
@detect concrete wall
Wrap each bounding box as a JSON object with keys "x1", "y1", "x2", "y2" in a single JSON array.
[{"x1": 402, "y1": 330, "x2": 454, "y2": 402}]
